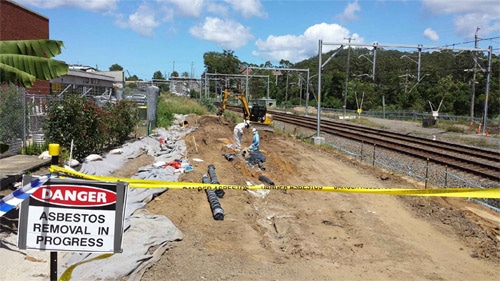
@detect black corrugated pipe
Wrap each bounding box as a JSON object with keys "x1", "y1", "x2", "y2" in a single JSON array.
[
  {"x1": 258, "y1": 162, "x2": 265, "y2": 170},
  {"x1": 259, "y1": 174, "x2": 275, "y2": 186},
  {"x1": 223, "y1": 154, "x2": 234, "y2": 161},
  {"x1": 202, "y1": 174, "x2": 224, "y2": 221},
  {"x1": 208, "y1": 164, "x2": 225, "y2": 198}
]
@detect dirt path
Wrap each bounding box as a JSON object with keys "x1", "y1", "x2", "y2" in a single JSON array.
[{"x1": 139, "y1": 115, "x2": 499, "y2": 281}]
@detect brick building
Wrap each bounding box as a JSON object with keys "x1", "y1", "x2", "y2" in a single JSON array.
[{"x1": 0, "y1": 0, "x2": 50, "y2": 94}]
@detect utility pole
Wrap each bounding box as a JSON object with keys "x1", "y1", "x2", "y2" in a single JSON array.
[
  {"x1": 344, "y1": 37, "x2": 353, "y2": 118},
  {"x1": 470, "y1": 27, "x2": 480, "y2": 121}
]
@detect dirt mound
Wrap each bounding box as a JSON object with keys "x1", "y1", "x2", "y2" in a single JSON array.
[{"x1": 141, "y1": 114, "x2": 500, "y2": 281}]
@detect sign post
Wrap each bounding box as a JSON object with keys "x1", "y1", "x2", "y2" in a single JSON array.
[{"x1": 17, "y1": 177, "x2": 127, "y2": 279}]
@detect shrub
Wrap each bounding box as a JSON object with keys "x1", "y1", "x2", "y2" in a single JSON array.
[
  {"x1": 0, "y1": 84, "x2": 24, "y2": 144},
  {"x1": 43, "y1": 95, "x2": 138, "y2": 159}
]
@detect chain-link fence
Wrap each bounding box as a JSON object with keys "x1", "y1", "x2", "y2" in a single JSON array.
[
  {"x1": 0, "y1": 85, "x2": 54, "y2": 157},
  {"x1": 323, "y1": 134, "x2": 500, "y2": 212},
  {"x1": 0, "y1": 84, "x2": 152, "y2": 158}
]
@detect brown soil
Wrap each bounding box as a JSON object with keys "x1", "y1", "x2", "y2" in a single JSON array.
[
  {"x1": 6, "y1": 114, "x2": 498, "y2": 280},
  {"x1": 137, "y1": 114, "x2": 499, "y2": 281}
]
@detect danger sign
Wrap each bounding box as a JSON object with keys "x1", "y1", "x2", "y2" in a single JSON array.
[{"x1": 18, "y1": 178, "x2": 127, "y2": 253}]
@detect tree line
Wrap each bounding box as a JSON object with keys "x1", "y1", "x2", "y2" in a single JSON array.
[{"x1": 202, "y1": 48, "x2": 499, "y2": 119}]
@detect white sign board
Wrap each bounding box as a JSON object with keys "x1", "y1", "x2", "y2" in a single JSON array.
[{"x1": 18, "y1": 178, "x2": 127, "y2": 253}]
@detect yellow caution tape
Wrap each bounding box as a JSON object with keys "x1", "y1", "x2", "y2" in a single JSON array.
[
  {"x1": 49, "y1": 166, "x2": 500, "y2": 199},
  {"x1": 59, "y1": 253, "x2": 113, "y2": 281}
]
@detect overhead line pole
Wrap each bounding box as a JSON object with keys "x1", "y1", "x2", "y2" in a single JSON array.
[
  {"x1": 343, "y1": 37, "x2": 354, "y2": 118},
  {"x1": 318, "y1": 40, "x2": 492, "y2": 135},
  {"x1": 471, "y1": 27, "x2": 480, "y2": 121},
  {"x1": 481, "y1": 46, "x2": 492, "y2": 135}
]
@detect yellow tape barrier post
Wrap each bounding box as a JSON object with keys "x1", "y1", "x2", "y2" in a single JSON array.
[
  {"x1": 48, "y1": 145, "x2": 60, "y2": 281},
  {"x1": 50, "y1": 166, "x2": 500, "y2": 199}
]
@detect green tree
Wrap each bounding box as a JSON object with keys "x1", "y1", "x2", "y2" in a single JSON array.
[
  {"x1": 109, "y1": 64, "x2": 124, "y2": 71},
  {"x1": 203, "y1": 50, "x2": 240, "y2": 74},
  {"x1": 126, "y1": 75, "x2": 140, "y2": 81},
  {"x1": 153, "y1": 70, "x2": 165, "y2": 80},
  {"x1": 0, "y1": 39, "x2": 68, "y2": 87}
]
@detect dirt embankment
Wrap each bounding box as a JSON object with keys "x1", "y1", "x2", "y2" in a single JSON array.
[{"x1": 140, "y1": 114, "x2": 500, "y2": 281}]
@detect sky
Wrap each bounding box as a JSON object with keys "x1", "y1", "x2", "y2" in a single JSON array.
[{"x1": 13, "y1": 0, "x2": 500, "y2": 80}]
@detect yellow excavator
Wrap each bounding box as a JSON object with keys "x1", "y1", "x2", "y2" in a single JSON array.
[{"x1": 216, "y1": 89, "x2": 274, "y2": 129}]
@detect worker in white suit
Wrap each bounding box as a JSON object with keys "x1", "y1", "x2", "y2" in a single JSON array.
[{"x1": 233, "y1": 120, "x2": 250, "y2": 149}]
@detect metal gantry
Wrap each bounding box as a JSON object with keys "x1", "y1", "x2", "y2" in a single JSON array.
[{"x1": 317, "y1": 40, "x2": 493, "y2": 137}]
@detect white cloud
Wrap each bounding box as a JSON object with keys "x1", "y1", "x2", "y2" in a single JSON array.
[
  {"x1": 422, "y1": 0, "x2": 500, "y2": 38},
  {"x1": 223, "y1": 0, "x2": 267, "y2": 18},
  {"x1": 156, "y1": 0, "x2": 205, "y2": 18},
  {"x1": 423, "y1": 28, "x2": 439, "y2": 41},
  {"x1": 189, "y1": 17, "x2": 254, "y2": 50},
  {"x1": 253, "y1": 23, "x2": 363, "y2": 63},
  {"x1": 16, "y1": 0, "x2": 118, "y2": 12},
  {"x1": 115, "y1": 3, "x2": 160, "y2": 37},
  {"x1": 454, "y1": 13, "x2": 500, "y2": 38},
  {"x1": 337, "y1": 0, "x2": 360, "y2": 22}
]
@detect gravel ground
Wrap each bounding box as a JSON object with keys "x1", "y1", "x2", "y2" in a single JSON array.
[{"x1": 275, "y1": 115, "x2": 500, "y2": 209}]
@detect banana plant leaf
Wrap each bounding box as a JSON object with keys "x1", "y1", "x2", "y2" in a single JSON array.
[
  {"x1": 0, "y1": 39, "x2": 64, "y2": 58},
  {"x1": 0, "y1": 39, "x2": 68, "y2": 88}
]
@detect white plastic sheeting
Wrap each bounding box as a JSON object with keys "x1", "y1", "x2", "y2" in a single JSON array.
[
  {"x1": 0, "y1": 118, "x2": 196, "y2": 281},
  {"x1": 59, "y1": 124, "x2": 196, "y2": 280}
]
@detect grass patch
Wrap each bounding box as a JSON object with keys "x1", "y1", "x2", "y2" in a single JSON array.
[
  {"x1": 347, "y1": 117, "x2": 388, "y2": 129},
  {"x1": 222, "y1": 110, "x2": 241, "y2": 124},
  {"x1": 156, "y1": 93, "x2": 211, "y2": 128}
]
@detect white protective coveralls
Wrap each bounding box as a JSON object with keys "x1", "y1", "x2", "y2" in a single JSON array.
[{"x1": 233, "y1": 120, "x2": 249, "y2": 149}]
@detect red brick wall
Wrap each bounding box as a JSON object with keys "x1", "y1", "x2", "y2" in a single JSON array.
[{"x1": 0, "y1": 0, "x2": 50, "y2": 94}]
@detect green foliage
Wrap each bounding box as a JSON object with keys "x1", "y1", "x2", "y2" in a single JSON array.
[
  {"x1": 0, "y1": 40, "x2": 68, "y2": 87},
  {"x1": 22, "y1": 141, "x2": 47, "y2": 156},
  {"x1": 0, "y1": 84, "x2": 23, "y2": 143},
  {"x1": 200, "y1": 47, "x2": 499, "y2": 119},
  {"x1": 156, "y1": 94, "x2": 210, "y2": 128},
  {"x1": 43, "y1": 95, "x2": 138, "y2": 159},
  {"x1": 0, "y1": 141, "x2": 9, "y2": 154},
  {"x1": 222, "y1": 110, "x2": 240, "y2": 124},
  {"x1": 203, "y1": 50, "x2": 240, "y2": 74},
  {"x1": 103, "y1": 100, "x2": 139, "y2": 144},
  {"x1": 198, "y1": 97, "x2": 217, "y2": 113},
  {"x1": 153, "y1": 70, "x2": 165, "y2": 80},
  {"x1": 109, "y1": 64, "x2": 123, "y2": 71}
]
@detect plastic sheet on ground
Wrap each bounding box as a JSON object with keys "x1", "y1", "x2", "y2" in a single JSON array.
[
  {"x1": 59, "y1": 124, "x2": 195, "y2": 280},
  {"x1": 0, "y1": 119, "x2": 196, "y2": 281},
  {"x1": 61, "y1": 210, "x2": 183, "y2": 281}
]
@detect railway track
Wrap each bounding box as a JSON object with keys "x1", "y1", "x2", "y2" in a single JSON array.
[{"x1": 228, "y1": 105, "x2": 500, "y2": 182}]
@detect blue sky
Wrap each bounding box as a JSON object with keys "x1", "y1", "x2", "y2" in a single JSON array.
[{"x1": 14, "y1": 0, "x2": 500, "y2": 80}]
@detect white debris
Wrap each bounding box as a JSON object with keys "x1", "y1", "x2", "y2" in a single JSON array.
[
  {"x1": 110, "y1": 148, "x2": 124, "y2": 154},
  {"x1": 85, "y1": 154, "x2": 103, "y2": 162},
  {"x1": 38, "y1": 150, "x2": 51, "y2": 159}
]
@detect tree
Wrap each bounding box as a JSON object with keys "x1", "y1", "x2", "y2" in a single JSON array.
[
  {"x1": 153, "y1": 70, "x2": 165, "y2": 80},
  {"x1": 126, "y1": 75, "x2": 140, "y2": 81},
  {"x1": 181, "y1": 71, "x2": 190, "y2": 78},
  {"x1": 109, "y1": 64, "x2": 124, "y2": 71},
  {"x1": 171, "y1": 71, "x2": 179, "y2": 78},
  {"x1": 203, "y1": 50, "x2": 240, "y2": 74},
  {"x1": 0, "y1": 39, "x2": 68, "y2": 87}
]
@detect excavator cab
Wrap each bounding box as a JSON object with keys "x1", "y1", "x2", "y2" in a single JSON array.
[
  {"x1": 217, "y1": 89, "x2": 274, "y2": 129},
  {"x1": 250, "y1": 104, "x2": 268, "y2": 123}
]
